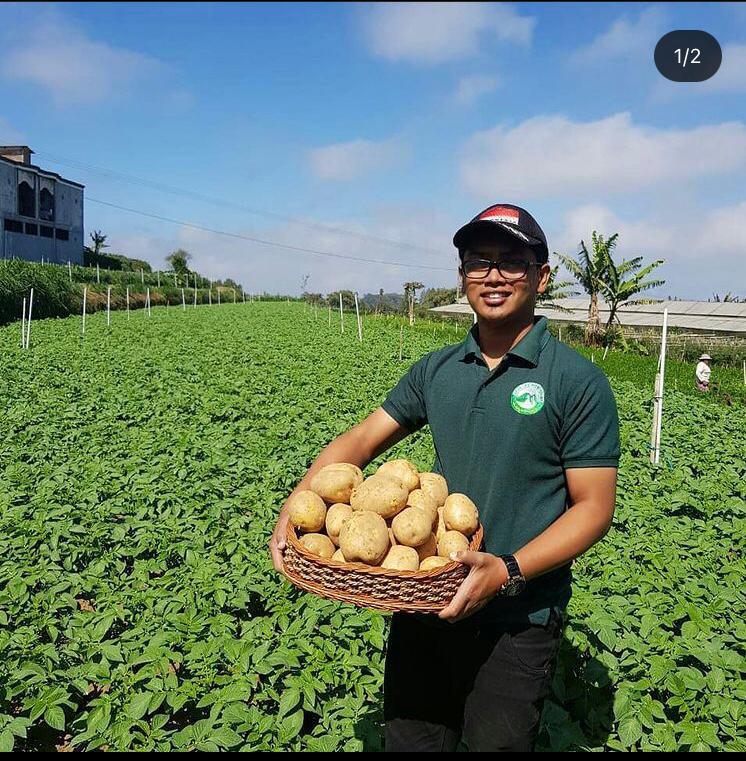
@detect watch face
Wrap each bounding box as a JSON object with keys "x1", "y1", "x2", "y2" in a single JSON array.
[{"x1": 504, "y1": 577, "x2": 526, "y2": 597}]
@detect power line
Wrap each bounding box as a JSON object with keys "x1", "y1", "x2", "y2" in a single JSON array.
[
  {"x1": 86, "y1": 197, "x2": 455, "y2": 272},
  {"x1": 37, "y1": 151, "x2": 450, "y2": 257}
]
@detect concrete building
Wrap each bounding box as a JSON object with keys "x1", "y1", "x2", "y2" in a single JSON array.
[{"x1": 0, "y1": 146, "x2": 84, "y2": 264}]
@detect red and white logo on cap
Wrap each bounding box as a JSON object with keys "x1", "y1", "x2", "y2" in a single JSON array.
[{"x1": 479, "y1": 206, "x2": 520, "y2": 225}]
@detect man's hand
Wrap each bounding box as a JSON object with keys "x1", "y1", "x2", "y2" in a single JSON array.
[
  {"x1": 269, "y1": 510, "x2": 291, "y2": 573},
  {"x1": 438, "y1": 552, "x2": 509, "y2": 623}
]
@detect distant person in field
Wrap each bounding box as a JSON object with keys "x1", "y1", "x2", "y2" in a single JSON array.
[
  {"x1": 270, "y1": 203, "x2": 620, "y2": 752},
  {"x1": 696, "y1": 354, "x2": 712, "y2": 392}
]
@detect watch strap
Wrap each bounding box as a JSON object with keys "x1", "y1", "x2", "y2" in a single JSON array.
[{"x1": 499, "y1": 553, "x2": 522, "y2": 581}]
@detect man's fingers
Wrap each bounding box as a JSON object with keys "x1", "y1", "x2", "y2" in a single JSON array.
[
  {"x1": 451, "y1": 551, "x2": 484, "y2": 568},
  {"x1": 438, "y1": 578, "x2": 475, "y2": 621}
]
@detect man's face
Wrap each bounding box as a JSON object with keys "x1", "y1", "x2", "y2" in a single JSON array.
[{"x1": 459, "y1": 240, "x2": 551, "y2": 323}]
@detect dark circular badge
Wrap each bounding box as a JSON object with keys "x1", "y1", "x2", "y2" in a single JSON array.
[{"x1": 654, "y1": 30, "x2": 722, "y2": 82}]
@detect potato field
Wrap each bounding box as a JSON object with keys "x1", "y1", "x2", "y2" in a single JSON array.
[{"x1": 1, "y1": 303, "x2": 744, "y2": 751}]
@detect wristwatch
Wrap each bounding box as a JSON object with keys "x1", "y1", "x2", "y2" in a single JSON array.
[{"x1": 498, "y1": 554, "x2": 526, "y2": 596}]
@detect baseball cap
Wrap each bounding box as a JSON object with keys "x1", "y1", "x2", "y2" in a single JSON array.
[{"x1": 453, "y1": 203, "x2": 549, "y2": 262}]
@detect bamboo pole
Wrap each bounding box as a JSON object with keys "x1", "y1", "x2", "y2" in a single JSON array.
[
  {"x1": 147, "y1": 288, "x2": 152, "y2": 317},
  {"x1": 328, "y1": 304, "x2": 331, "y2": 327},
  {"x1": 399, "y1": 325, "x2": 403, "y2": 361},
  {"x1": 157, "y1": 271, "x2": 161, "y2": 288},
  {"x1": 126, "y1": 287, "x2": 130, "y2": 320},
  {"x1": 339, "y1": 293, "x2": 344, "y2": 333},
  {"x1": 194, "y1": 288, "x2": 197, "y2": 308},
  {"x1": 96, "y1": 263, "x2": 100, "y2": 284},
  {"x1": 68, "y1": 261, "x2": 72, "y2": 282},
  {"x1": 107, "y1": 286, "x2": 111, "y2": 326},
  {"x1": 182, "y1": 288, "x2": 186, "y2": 311}
]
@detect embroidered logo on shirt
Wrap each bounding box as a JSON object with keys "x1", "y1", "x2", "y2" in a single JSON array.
[{"x1": 510, "y1": 382, "x2": 545, "y2": 415}]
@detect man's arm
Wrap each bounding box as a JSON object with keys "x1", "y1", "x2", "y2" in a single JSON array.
[
  {"x1": 269, "y1": 407, "x2": 409, "y2": 572},
  {"x1": 439, "y1": 467, "x2": 617, "y2": 622}
]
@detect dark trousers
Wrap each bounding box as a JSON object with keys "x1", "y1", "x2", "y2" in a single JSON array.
[{"x1": 384, "y1": 609, "x2": 563, "y2": 752}]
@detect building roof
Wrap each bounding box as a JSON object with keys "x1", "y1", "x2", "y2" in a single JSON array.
[
  {"x1": 430, "y1": 297, "x2": 746, "y2": 334},
  {"x1": 0, "y1": 154, "x2": 84, "y2": 189}
]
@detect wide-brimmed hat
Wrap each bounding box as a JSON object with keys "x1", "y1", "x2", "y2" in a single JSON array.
[{"x1": 699, "y1": 354, "x2": 712, "y2": 361}]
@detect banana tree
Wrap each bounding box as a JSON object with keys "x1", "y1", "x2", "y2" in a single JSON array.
[
  {"x1": 537, "y1": 265, "x2": 578, "y2": 313},
  {"x1": 555, "y1": 232, "x2": 614, "y2": 345},
  {"x1": 598, "y1": 255, "x2": 665, "y2": 341}
]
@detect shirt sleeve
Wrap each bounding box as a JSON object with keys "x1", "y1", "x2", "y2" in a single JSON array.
[
  {"x1": 560, "y1": 369, "x2": 620, "y2": 469},
  {"x1": 381, "y1": 356, "x2": 429, "y2": 432}
]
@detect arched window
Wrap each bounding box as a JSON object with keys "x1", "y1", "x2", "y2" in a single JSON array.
[
  {"x1": 39, "y1": 177, "x2": 55, "y2": 222},
  {"x1": 18, "y1": 170, "x2": 36, "y2": 218}
]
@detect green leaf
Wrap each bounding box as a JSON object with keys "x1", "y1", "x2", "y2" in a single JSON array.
[
  {"x1": 126, "y1": 691, "x2": 153, "y2": 720},
  {"x1": 44, "y1": 705, "x2": 66, "y2": 731},
  {"x1": 618, "y1": 716, "x2": 643, "y2": 748},
  {"x1": 278, "y1": 688, "x2": 301, "y2": 718},
  {"x1": 211, "y1": 727, "x2": 243, "y2": 748},
  {"x1": 0, "y1": 731, "x2": 15, "y2": 753},
  {"x1": 278, "y1": 709, "x2": 305, "y2": 744}
]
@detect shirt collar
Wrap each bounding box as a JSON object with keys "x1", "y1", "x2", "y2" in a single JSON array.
[{"x1": 460, "y1": 316, "x2": 549, "y2": 368}]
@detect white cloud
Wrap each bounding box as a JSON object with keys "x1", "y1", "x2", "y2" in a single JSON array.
[
  {"x1": 106, "y1": 207, "x2": 459, "y2": 296},
  {"x1": 308, "y1": 138, "x2": 410, "y2": 181},
  {"x1": 363, "y1": 2, "x2": 534, "y2": 64},
  {"x1": 460, "y1": 112, "x2": 746, "y2": 199},
  {"x1": 701, "y1": 43, "x2": 746, "y2": 93},
  {"x1": 454, "y1": 74, "x2": 500, "y2": 105},
  {"x1": 1, "y1": 15, "x2": 163, "y2": 105},
  {"x1": 570, "y1": 6, "x2": 667, "y2": 65},
  {"x1": 550, "y1": 201, "x2": 746, "y2": 299}
]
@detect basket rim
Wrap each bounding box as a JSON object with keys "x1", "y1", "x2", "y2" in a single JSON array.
[{"x1": 285, "y1": 520, "x2": 484, "y2": 578}]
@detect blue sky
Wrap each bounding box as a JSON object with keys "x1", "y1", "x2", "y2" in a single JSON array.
[{"x1": 1, "y1": 2, "x2": 745, "y2": 298}]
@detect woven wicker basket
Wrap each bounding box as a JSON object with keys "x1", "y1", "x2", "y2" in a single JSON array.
[{"x1": 283, "y1": 522, "x2": 484, "y2": 614}]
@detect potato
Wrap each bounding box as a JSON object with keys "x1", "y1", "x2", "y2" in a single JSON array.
[
  {"x1": 310, "y1": 463, "x2": 364, "y2": 504},
  {"x1": 391, "y1": 507, "x2": 432, "y2": 548},
  {"x1": 436, "y1": 506, "x2": 447, "y2": 542},
  {"x1": 438, "y1": 530, "x2": 469, "y2": 558},
  {"x1": 443, "y1": 494, "x2": 479, "y2": 536},
  {"x1": 419, "y1": 473, "x2": 449, "y2": 507},
  {"x1": 376, "y1": 460, "x2": 420, "y2": 491},
  {"x1": 350, "y1": 475, "x2": 409, "y2": 520},
  {"x1": 325, "y1": 503, "x2": 353, "y2": 546},
  {"x1": 299, "y1": 533, "x2": 335, "y2": 558},
  {"x1": 382, "y1": 545, "x2": 420, "y2": 571},
  {"x1": 406, "y1": 489, "x2": 439, "y2": 525},
  {"x1": 287, "y1": 491, "x2": 327, "y2": 533},
  {"x1": 419, "y1": 556, "x2": 451, "y2": 572},
  {"x1": 339, "y1": 510, "x2": 390, "y2": 565},
  {"x1": 415, "y1": 533, "x2": 438, "y2": 562},
  {"x1": 331, "y1": 548, "x2": 346, "y2": 563}
]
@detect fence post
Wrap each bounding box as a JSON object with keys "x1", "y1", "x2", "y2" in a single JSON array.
[
  {"x1": 339, "y1": 293, "x2": 344, "y2": 333},
  {"x1": 82, "y1": 287, "x2": 87, "y2": 336},
  {"x1": 68, "y1": 260, "x2": 72, "y2": 282},
  {"x1": 126, "y1": 287, "x2": 130, "y2": 320},
  {"x1": 354, "y1": 292, "x2": 362, "y2": 342},
  {"x1": 97, "y1": 263, "x2": 100, "y2": 284},
  {"x1": 21, "y1": 297, "x2": 26, "y2": 348},
  {"x1": 182, "y1": 288, "x2": 186, "y2": 311},
  {"x1": 107, "y1": 285, "x2": 111, "y2": 326}
]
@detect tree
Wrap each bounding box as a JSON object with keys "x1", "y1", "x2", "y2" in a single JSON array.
[
  {"x1": 536, "y1": 267, "x2": 577, "y2": 313},
  {"x1": 327, "y1": 290, "x2": 356, "y2": 311},
  {"x1": 420, "y1": 288, "x2": 458, "y2": 310},
  {"x1": 555, "y1": 232, "x2": 617, "y2": 346},
  {"x1": 166, "y1": 249, "x2": 192, "y2": 275},
  {"x1": 598, "y1": 254, "x2": 664, "y2": 338},
  {"x1": 403, "y1": 282, "x2": 424, "y2": 326},
  {"x1": 89, "y1": 230, "x2": 108, "y2": 257}
]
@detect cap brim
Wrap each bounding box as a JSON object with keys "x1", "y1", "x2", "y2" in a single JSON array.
[{"x1": 454, "y1": 220, "x2": 546, "y2": 258}]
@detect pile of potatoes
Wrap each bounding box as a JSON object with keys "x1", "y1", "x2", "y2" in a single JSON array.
[{"x1": 286, "y1": 460, "x2": 480, "y2": 573}]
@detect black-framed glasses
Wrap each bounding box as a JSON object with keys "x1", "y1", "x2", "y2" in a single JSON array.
[{"x1": 462, "y1": 258, "x2": 540, "y2": 281}]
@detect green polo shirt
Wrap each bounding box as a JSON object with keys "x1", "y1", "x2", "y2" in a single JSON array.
[{"x1": 381, "y1": 316, "x2": 620, "y2": 625}]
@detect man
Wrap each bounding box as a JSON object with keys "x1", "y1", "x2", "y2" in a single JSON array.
[
  {"x1": 270, "y1": 203, "x2": 620, "y2": 752},
  {"x1": 696, "y1": 353, "x2": 712, "y2": 392}
]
